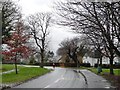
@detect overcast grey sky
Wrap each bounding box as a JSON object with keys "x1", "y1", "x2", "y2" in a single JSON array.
[{"x1": 14, "y1": 0, "x2": 78, "y2": 55}]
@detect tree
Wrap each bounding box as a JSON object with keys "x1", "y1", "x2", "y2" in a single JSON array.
[
  {"x1": 48, "y1": 51, "x2": 54, "y2": 58},
  {"x1": 57, "y1": 37, "x2": 89, "y2": 65},
  {"x1": 27, "y1": 13, "x2": 51, "y2": 68},
  {"x1": 2, "y1": 0, "x2": 21, "y2": 44},
  {"x1": 55, "y1": 0, "x2": 120, "y2": 74},
  {"x1": 44, "y1": 51, "x2": 54, "y2": 63},
  {"x1": 2, "y1": 20, "x2": 31, "y2": 74}
]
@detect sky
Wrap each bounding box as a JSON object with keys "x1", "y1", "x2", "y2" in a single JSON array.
[{"x1": 14, "y1": 0, "x2": 78, "y2": 55}]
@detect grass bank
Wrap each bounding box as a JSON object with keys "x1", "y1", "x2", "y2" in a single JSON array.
[{"x1": 1, "y1": 64, "x2": 51, "y2": 84}]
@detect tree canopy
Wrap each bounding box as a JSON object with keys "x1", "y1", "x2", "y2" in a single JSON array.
[{"x1": 2, "y1": 0, "x2": 21, "y2": 43}]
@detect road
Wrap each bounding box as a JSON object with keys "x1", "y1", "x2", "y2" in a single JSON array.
[
  {"x1": 14, "y1": 67, "x2": 112, "y2": 89},
  {"x1": 14, "y1": 67, "x2": 86, "y2": 88}
]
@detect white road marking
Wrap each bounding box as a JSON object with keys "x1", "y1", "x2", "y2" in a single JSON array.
[
  {"x1": 44, "y1": 85, "x2": 50, "y2": 88},
  {"x1": 61, "y1": 77, "x2": 65, "y2": 80},
  {"x1": 54, "y1": 79, "x2": 61, "y2": 83},
  {"x1": 44, "y1": 78, "x2": 61, "y2": 88},
  {"x1": 104, "y1": 86, "x2": 110, "y2": 89},
  {"x1": 43, "y1": 71, "x2": 66, "y2": 88}
]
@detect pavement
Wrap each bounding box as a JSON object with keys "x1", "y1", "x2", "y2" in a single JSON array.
[
  {"x1": 18, "y1": 65, "x2": 54, "y2": 70},
  {"x1": 12, "y1": 67, "x2": 115, "y2": 89},
  {"x1": 79, "y1": 69, "x2": 114, "y2": 88}
]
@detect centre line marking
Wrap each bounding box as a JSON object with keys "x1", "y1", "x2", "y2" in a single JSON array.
[
  {"x1": 43, "y1": 74, "x2": 65, "y2": 88},
  {"x1": 44, "y1": 85, "x2": 50, "y2": 88},
  {"x1": 55, "y1": 79, "x2": 61, "y2": 83}
]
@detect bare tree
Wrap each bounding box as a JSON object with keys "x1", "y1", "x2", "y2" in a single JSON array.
[
  {"x1": 27, "y1": 13, "x2": 51, "y2": 68},
  {"x1": 55, "y1": 0, "x2": 120, "y2": 74},
  {"x1": 57, "y1": 37, "x2": 89, "y2": 65}
]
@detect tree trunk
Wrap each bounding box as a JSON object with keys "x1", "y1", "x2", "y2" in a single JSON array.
[
  {"x1": 99, "y1": 56, "x2": 102, "y2": 66},
  {"x1": 40, "y1": 49, "x2": 44, "y2": 68},
  {"x1": 97, "y1": 58, "x2": 99, "y2": 67},
  {"x1": 14, "y1": 54, "x2": 18, "y2": 74},
  {"x1": 41, "y1": 57, "x2": 44, "y2": 68},
  {"x1": 77, "y1": 55, "x2": 83, "y2": 64},
  {"x1": 97, "y1": 56, "x2": 102, "y2": 74},
  {"x1": 110, "y1": 57, "x2": 114, "y2": 75},
  {"x1": 72, "y1": 53, "x2": 79, "y2": 66},
  {"x1": 99, "y1": 55, "x2": 102, "y2": 72}
]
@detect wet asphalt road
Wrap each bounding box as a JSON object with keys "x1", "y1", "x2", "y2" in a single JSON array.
[{"x1": 14, "y1": 67, "x2": 86, "y2": 88}]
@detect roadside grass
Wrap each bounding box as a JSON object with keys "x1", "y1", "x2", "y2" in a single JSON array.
[
  {"x1": 0, "y1": 64, "x2": 2, "y2": 73},
  {"x1": 0, "y1": 73, "x2": 1, "y2": 84},
  {"x1": 1, "y1": 64, "x2": 15, "y2": 72},
  {"x1": 80, "y1": 66, "x2": 120, "y2": 75},
  {"x1": 88, "y1": 68, "x2": 120, "y2": 76},
  {"x1": 79, "y1": 66, "x2": 90, "y2": 69},
  {"x1": 1, "y1": 66, "x2": 51, "y2": 84}
]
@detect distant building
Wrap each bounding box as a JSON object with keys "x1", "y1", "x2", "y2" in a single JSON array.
[{"x1": 83, "y1": 56, "x2": 120, "y2": 66}]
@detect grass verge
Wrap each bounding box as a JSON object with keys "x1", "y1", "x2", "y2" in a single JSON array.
[
  {"x1": 1, "y1": 65, "x2": 51, "y2": 84},
  {"x1": 87, "y1": 68, "x2": 120, "y2": 76}
]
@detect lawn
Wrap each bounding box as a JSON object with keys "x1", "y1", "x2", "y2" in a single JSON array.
[
  {"x1": 87, "y1": 68, "x2": 120, "y2": 76},
  {"x1": 1, "y1": 64, "x2": 51, "y2": 84},
  {"x1": 0, "y1": 64, "x2": 2, "y2": 73},
  {"x1": 1, "y1": 64, "x2": 15, "y2": 72}
]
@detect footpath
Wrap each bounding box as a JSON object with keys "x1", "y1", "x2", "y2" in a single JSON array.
[{"x1": 79, "y1": 69, "x2": 116, "y2": 89}]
